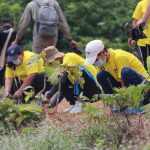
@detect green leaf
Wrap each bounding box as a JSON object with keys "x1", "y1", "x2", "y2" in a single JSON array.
[
  {"x1": 18, "y1": 104, "x2": 42, "y2": 113},
  {"x1": 147, "y1": 56, "x2": 150, "y2": 74}
]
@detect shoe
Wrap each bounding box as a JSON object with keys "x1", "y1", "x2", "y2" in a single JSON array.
[
  {"x1": 63, "y1": 105, "x2": 74, "y2": 113},
  {"x1": 69, "y1": 101, "x2": 83, "y2": 113},
  {"x1": 124, "y1": 108, "x2": 144, "y2": 115},
  {"x1": 112, "y1": 106, "x2": 145, "y2": 115}
]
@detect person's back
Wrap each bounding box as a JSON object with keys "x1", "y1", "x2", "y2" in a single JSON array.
[
  {"x1": 62, "y1": 52, "x2": 98, "y2": 81},
  {"x1": 13, "y1": 0, "x2": 77, "y2": 54}
]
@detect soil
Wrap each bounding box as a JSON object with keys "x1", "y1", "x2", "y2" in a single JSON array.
[{"x1": 47, "y1": 99, "x2": 150, "y2": 148}]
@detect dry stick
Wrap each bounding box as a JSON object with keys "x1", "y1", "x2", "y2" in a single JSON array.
[
  {"x1": 111, "y1": 112, "x2": 128, "y2": 133},
  {"x1": 36, "y1": 74, "x2": 46, "y2": 105},
  {"x1": 55, "y1": 75, "x2": 62, "y2": 113},
  {"x1": 116, "y1": 97, "x2": 131, "y2": 126}
]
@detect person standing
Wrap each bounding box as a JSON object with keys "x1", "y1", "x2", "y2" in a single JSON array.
[
  {"x1": 0, "y1": 19, "x2": 16, "y2": 87},
  {"x1": 12, "y1": 0, "x2": 77, "y2": 54},
  {"x1": 128, "y1": 0, "x2": 150, "y2": 70}
]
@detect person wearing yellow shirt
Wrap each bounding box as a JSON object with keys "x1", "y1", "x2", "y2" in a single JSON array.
[
  {"x1": 135, "y1": 1, "x2": 150, "y2": 27},
  {"x1": 4, "y1": 45, "x2": 52, "y2": 101},
  {"x1": 128, "y1": 0, "x2": 150, "y2": 70},
  {"x1": 85, "y1": 40, "x2": 149, "y2": 94},
  {"x1": 44, "y1": 46, "x2": 101, "y2": 113}
]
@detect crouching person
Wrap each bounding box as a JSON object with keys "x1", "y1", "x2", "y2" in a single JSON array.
[
  {"x1": 3, "y1": 45, "x2": 52, "y2": 102},
  {"x1": 85, "y1": 40, "x2": 150, "y2": 106},
  {"x1": 44, "y1": 46, "x2": 101, "y2": 113},
  {"x1": 85, "y1": 40, "x2": 149, "y2": 93}
]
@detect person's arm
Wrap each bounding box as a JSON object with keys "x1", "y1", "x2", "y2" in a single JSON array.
[
  {"x1": 134, "y1": 2, "x2": 150, "y2": 28},
  {"x1": 13, "y1": 73, "x2": 36, "y2": 99},
  {"x1": 128, "y1": 19, "x2": 138, "y2": 46},
  {"x1": 55, "y1": 2, "x2": 77, "y2": 47},
  {"x1": 120, "y1": 79, "x2": 125, "y2": 87},
  {"x1": 46, "y1": 84, "x2": 59, "y2": 99},
  {"x1": 12, "y1": 3, "x2": 32, "y2": 45},
  {"x1": 128, "y1": 2, "x2": 142, "y2": 45},
  {"x1": 3, "y1": 78, "x2": 13, "y2": 98}
]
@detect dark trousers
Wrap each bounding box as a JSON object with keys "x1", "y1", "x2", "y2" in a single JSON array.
[
  {"x1": 10, "y1": 73, "x2": 52, "y2": 97},
  {"x1": 140, "y1": 45, "x2": 150, "y2": 70},
  {"x1": 97, "y1": 67, "x2": 146, "y2": 94},
  {"x1": 61, "y1": 71, "x2": 101, "y2": 105},
  {"x1": 0, "y1": 67, "x2": 5, "y2": 87}
]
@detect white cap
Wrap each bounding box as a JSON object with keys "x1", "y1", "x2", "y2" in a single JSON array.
[{"x1": 85, "y1": 40, "x2": 104, "y2": 65}]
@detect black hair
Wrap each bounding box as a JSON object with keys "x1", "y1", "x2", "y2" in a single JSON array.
[
  {"x1": 7, "y1": 62, "x2": 16, "y2": 70},
  {"x1": 103, "y1": 47, "x2": 108, "y2": 52},
  {"x1": 1, "y1": 18, "x2": 10, "y2": 24}
]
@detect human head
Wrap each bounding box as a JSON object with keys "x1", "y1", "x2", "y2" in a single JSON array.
[
  {"x1": 1, "y1": 18, "x2": 12, "y2": 29},
  {"x1": 7, "y1": 45, "x2": 23, "y2": 65},
  {"x1": 85, "y1": 40, "x2": 107, "y2": 65},
  {"x1": 44, "y1": 46, "x2": 64, "y2": 63}
]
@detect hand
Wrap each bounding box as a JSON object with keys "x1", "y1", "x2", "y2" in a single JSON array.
[
  {"x1": 13, "y1": 89, "x2": 23, "y2": 99},
  {"x1": 3, "y1": 91, "x2": 10, "y2": 98},
  {"x1": 70, "y1": 39, "x2": 77, "y2": 47},
  {"x1": 134, "y1": 19, "x2": 144, "y2": 28},
  {"x1": 11, "y1": 40, "x2": 18, "y2": 45},
  {"x1": 128, "y1": 38, "x2": 132, "y2": 46},
  {"x1": 128, "y1": 38, "x2": 136, "y2": 46}
]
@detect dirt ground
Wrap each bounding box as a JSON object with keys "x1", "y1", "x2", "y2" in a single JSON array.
[
  {"x1": 47, "y1": 99, "x2": 150, "y2": 147},
  {"x1": 47, "y1": 99, "x2": 105, "y2": 131}
]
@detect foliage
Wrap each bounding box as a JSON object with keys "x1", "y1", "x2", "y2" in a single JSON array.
[
  {"x1": 0, "y1": 120, "x2": 79, "y2": 150},
  {"x1": 147, "y1": 56, "x2": 150, "y2": 74},
  {"x1": 99, "y1": 84, "x2": 150, "y2": 111},
  {"x1": 0, "y1": 0, "x2": 137, "y2": 51},
  {"x1": 0, "y1": 116, "x2": 149, "y2": 150},
  {"x1": 0, "y1": 99, "x2": 43, "y2": 134}
]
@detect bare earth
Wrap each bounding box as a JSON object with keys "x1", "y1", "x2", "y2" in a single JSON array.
[{"x1": 47, "y1": 99, "x2": 150, "y2": 148}]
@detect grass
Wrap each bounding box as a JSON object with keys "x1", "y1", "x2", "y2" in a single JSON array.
[{"x1": 0, "y1": 111, "x2": 149, "y2": 150}]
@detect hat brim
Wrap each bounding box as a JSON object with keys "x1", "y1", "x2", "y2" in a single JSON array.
[
  {"x1": 85, "y1": 55, "x2": 97, "y2": 65},
  {"x1": 46, "y1": 52, "x2": 64, "y2": 63},
  {"x1": 7, "y1": 55, "x2": 17, "y2": 63}
]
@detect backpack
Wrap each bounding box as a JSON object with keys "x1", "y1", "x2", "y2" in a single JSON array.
[{"x1": 34, "y1": 0, "x2": 58, "y2": 37}]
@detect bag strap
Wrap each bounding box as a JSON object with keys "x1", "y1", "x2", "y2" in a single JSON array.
[
  {"x1": 34, "y1": 0, "x2": 54, "y2": 7},
  {"x1": 0, "y1": 28, "x2": 14, "y2": 69}
]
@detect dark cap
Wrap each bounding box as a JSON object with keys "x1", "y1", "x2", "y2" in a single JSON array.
[
  {"x1": 7, "y1": 45, "x2": 22, "y2": 63},
  {"x1": 1, "y1": 18, "x2": 11, "y2": 27}
]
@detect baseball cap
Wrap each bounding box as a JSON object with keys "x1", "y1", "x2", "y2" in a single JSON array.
[
  {"x1": 85, "y1": 40, "x2": 104, "y2": 65},
  {"x1": 7, "y1": 45, "x2": 22, "y2": 63}
]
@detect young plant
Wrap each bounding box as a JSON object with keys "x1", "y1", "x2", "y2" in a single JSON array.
[{"x1": 0, "y1": 99, "x2": 43, "y2": 134}]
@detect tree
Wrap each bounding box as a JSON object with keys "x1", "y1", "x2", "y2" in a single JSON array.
[{"x1": 0, "y1": 0, "x2": 137, "y2": 51}]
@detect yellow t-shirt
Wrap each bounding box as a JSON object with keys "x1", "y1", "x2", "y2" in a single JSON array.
[
  {"x1": 132, "y1": 0, "x2": 150, "y2": 46},
  {"x1": 62, "y1": 52, "x2": 99, "y2": 84},
  {"x1": 97, "y1": 48, "x2": 149, "y2": 82},
  {"x1": 6, "y1": 51, "x2": 44, "y2": 80}
]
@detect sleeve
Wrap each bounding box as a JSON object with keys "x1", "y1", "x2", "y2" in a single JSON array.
[
  {"x1": 62, "y1": 54, "x2": 80, "y2": 66},
  {"x1": 26, "y1": 58, "x2": 39, "y2": 75},
  {"x1": 5, "y1": 67, "x2": 13, "y2": 78},
  {"x1": 115, "y1": 56, "x2": 129, "y2": 79},
  {"x1": 15, "y1": 3, "x2": 32, "y2": 42},
  {"x1": 55, "y1": 1, "x2": 72, "y2": 40},
  {"x1": 132, "y1": 2, "x2": 143, "y2": 20}
]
